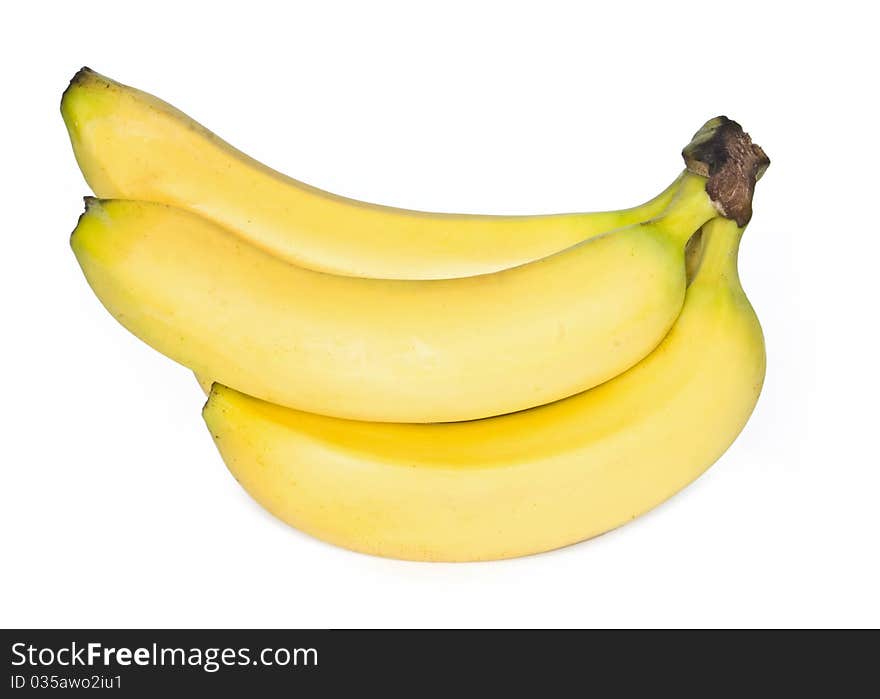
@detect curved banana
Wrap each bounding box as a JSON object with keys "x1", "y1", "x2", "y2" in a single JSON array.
[
  {"x1": 202, "y1": 217, "x2": 766, "y2": 561},
  {"x1": 62, "y1": 67, "x2": 689, "y2": 279},
  {"x1": 71, "y1": 174, "x2": 718, "y2": 423}
]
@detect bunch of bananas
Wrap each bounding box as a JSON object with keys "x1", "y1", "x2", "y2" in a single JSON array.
[{"x1": 63, "y1": 68, "x2": 770, "y2": 561}]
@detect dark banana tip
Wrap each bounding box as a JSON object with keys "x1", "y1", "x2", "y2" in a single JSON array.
[
  {"x1": 72, "y1": 197, "x2": 103, "y2": 238},
  {"x1": 61, "y1": 67, "x2": 107, "y2": 110},
  {"x1": 62, "y1": 67, "x2": 92, "y2": 97},
  {"x1": 72, "y1": 66, "x2": 96, "y2": 83},
  {"x1": 681, "y1": 116, "x2": 770, "y2": 226},
  {"x1": 61, "y1": 70, "x2": 81, "y2": 111},
  {"x1": 70, "y1": 200, "x2": 92, "y2": 246}
]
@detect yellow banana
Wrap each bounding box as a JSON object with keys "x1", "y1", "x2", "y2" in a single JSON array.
[
  {"x1": 202, "y1": 217, "x2": 765, "y2": 561},
  {"x1": 186, "y1": 184, "x2": 711, "y2": 399},
  {"x1": 71, "y1": 174, "x2": 718, "y2": 423},
  {"x1": 62, "y1": 67, "x2": 690, "y2": 280}
]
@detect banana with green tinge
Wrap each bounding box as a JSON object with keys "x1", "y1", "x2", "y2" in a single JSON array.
[{"x1": 202, "y1": 217, "x2": 766, "y2": 561}]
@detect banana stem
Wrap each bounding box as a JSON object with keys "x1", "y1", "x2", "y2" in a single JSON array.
[
  {"x1": 650, "y1": 173, "x2": 718, "y2": 246},
  {"x1": 691, "y1": 218, "x2": 743, "y2": 283},
  {"x1": 650, "y1": 116, "x2": 770, "y2": 247}
]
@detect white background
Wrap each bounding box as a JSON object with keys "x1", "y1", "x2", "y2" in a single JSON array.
[{"x1": 2, "y1": 1, "x2": 877, "y2": 628}]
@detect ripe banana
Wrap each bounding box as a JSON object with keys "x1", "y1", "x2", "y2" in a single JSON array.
[
  {"x1": 62, "y1": 67, "x2": 691, "y2": 280},
  {"x1": 72, "y1": 173, "x2": 719, "y2": 423},
  {"x1": 202, "y1": 217, "x2": 765, "y2": 561}
]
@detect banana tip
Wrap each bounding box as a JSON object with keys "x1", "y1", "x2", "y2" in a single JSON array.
[
  {"x1": 81, "y1": 196, "x2": 107, "y2": 218},
  {"x1": 70, "y1": 197, "x2": 108, "y2": 249},
  {"x1": 61, "y1": 67, "x2": 92, "y2": 105},
  {"x1": 61, "y1": 67, "x2": 112, "y2": 114},
  {"x1": 202, "y1": 381, "x2": 222, "y2": 405},
  {"x1": 201, "y1": 384, "x2": 227, "y2": 426},
  {"x1": 69, "y1": 66, "x2": 100, "y2": 87}
]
